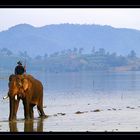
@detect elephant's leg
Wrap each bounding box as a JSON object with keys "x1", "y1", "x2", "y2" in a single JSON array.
[
  {"x1": 12, "y1": 100, "x2": 20, "y2": 120},
  {"x1": 29, "y1": 104, "x2": 35, "y2": 119},
  {"x1": 22, "y1": 99, "x2": 30, "y2": 120},
  {"x1": 37, "y1": 103, "x2": 46, "y2": 117},
  {"x1": 9, "y1": 98, "x2": 14, "y2": 121},
  {"x1": 9, "y1": 98, "x2": 20, "y2": 121}
]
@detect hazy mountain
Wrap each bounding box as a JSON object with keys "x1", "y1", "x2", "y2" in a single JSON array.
[{"x1": 0, "y1": 23, "x2": 140, "y2": 57}]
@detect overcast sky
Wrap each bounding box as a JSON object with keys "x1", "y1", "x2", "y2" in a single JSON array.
[{"x1": 0, "y1": 8, "x2": 140, "y2": 31}]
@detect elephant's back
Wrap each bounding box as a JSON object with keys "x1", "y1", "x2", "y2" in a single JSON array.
[
  {"x1": 26, "y1": 74, "x2": 43, "y2": 92},
  {"x1": 25, "y1": 74, "x2": 42, "y2": 86}
]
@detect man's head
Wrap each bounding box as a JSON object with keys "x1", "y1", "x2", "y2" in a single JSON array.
[{"x1": 17, "y1": 61, "x2": 22, "y2": 65}]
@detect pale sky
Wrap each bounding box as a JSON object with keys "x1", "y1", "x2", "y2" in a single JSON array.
[{"x1": 0, "y1": 8, "x2": 140, "y2": 31}]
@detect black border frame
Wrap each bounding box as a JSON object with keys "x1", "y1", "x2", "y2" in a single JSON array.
[
  {"x1": 0, "y1": 0, "x2": 140, "y2": 7},
  {"x1": 1, "y1": 0, "x2": 140, "y2": 137}
]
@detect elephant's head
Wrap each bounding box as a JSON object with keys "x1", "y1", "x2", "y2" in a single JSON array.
[{"x1": 8, "y1": 74, "x2": 29, "y2": 100}]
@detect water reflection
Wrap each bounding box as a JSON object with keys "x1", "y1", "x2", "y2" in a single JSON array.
[
  {"x1": 9, "y1": 118, "x2": 44, "y2": 132},
  {"x1": 9, "y1": 121, "x2": 18, "y2": 132}
]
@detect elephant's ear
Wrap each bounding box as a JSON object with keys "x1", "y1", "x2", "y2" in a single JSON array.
[
  {"x1": 9, "y1": 74, "x2": 15, "y2": 82},
  {"x1": 22, "y1": 79, "x2": 29, "y2": 91}
]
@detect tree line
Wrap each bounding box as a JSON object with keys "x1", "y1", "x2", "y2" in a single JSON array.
[{"x1": 0, "y1": 47, "x2": 139, "y2": 72}]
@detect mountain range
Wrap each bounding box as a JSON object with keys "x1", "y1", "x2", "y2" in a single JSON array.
[{"x1": 0, "y1": 23, "x2": 140, "y2": 57}]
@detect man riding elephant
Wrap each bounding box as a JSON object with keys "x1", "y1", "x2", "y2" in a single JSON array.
[{"x1": 3, "y1": 61, "x2": 47, "y2": 121}]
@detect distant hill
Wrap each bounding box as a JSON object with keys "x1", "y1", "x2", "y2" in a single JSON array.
[{"x1": 0, "y1": 23, "x2": 140, "y2": 57}]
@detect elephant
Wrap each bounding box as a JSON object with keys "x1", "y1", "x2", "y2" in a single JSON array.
[{"x1": 7, "y1": 74, "x2": 47, "y2": 121}]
